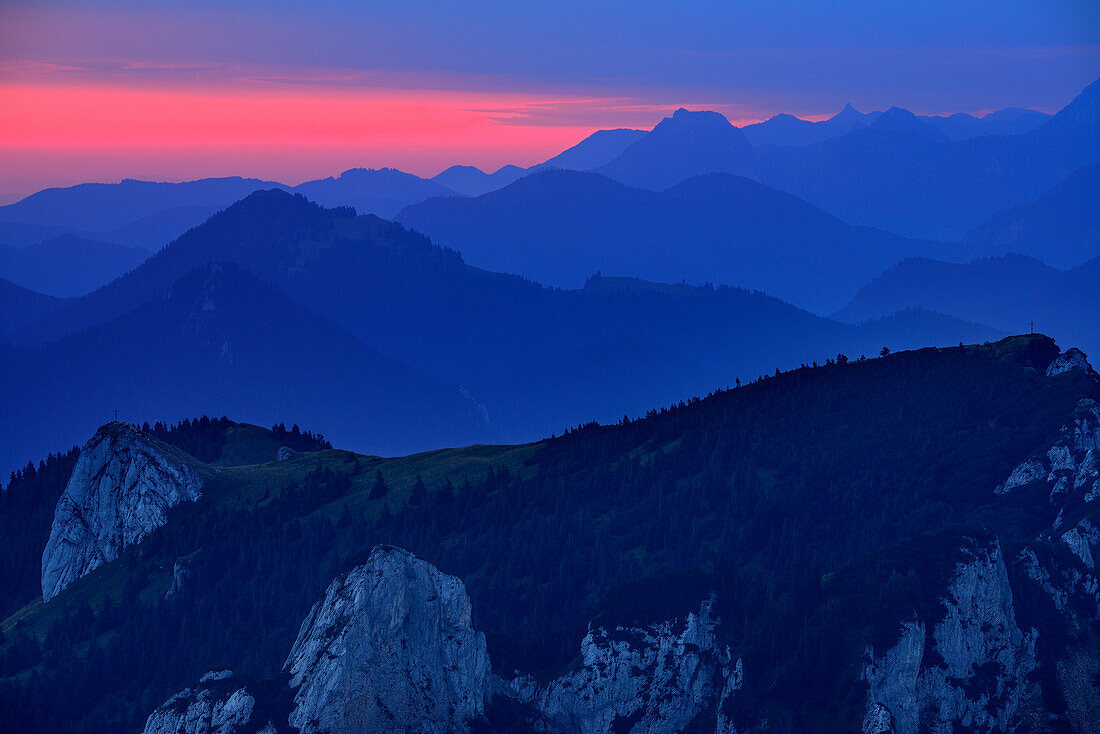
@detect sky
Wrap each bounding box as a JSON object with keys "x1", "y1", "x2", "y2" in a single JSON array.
[{"x1": 1, "y1": 0, "x2": 1098, "y2": 200}]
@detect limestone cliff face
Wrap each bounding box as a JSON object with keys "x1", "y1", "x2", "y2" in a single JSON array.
[
  {"x1": 1046, "y1": 347, "x2": 1096, "y2": 377},
  {"x1": 507, "y1": 597, "x2": 742, "y2": 734},
  {"x1": 861, "y1": 537, "x2": 1038, "y2": 734},
  {"x1": 142, "y1": 671, "x2": 276, "y2": 734},
  {"x1": 284, "y1": 546, "x2": 491, "y2": 734},
  {"x1": 998, "y1": 398, "x2": 1099, "y2": 507},
  {"x1": 41, "y1": 422, "x2": 204, "y2": 601}
]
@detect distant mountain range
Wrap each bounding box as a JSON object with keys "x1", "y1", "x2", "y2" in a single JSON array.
[
  {"x1": 430, "y1": 128, "x2": 646, "y2": 196},
  {"x1": 397, "y1": 168, "x2": 951, "y2": 312},
  {"x1": 0, "y1": 170, "x2": 461, "y2": 251},
  {"x1": 963, "y1": 161, "x2": 1100, "y2": 268},
  {"x1": 1, "y1": 190, "x2": 998, "y2": 474},
  {"x1": 756, "y1": 79, "x2": 1100, "y2": 239},
  {"x1": 292, "y1": 167, "x2": 455, "y2": 218},
  {"x1": 0, "y1": 235, "x2": 150, "y2": 297},
  {"x1": 431, "y1": 164, "x2": 527, "y2": 197},
  {"x1": 836, "y1": 253, "x2": 1100, "y2": 357},
  {"x1": 2, "y1": 78, "x2": 1093, "y2": 254},
  {"x1": 741, "y1": 104, "x2": 1050, "y2": 147},
  {"x1": 425, "y1": 80, "x2": 1095, "y2": 242},
  {"x1": 595, "y1": 109, "x2": 756, "y2": 190}
]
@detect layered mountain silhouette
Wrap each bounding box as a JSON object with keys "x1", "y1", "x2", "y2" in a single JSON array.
[
  {"x1": 741, "y1": 104, "x2": 878, "y2": 147},
  {"x1": 3, "y1": 190, "x2": 998, "y2": 476},
  {"x1": 535, "y1": 128, "x2": 647, "y2": 171},
  {"x1": 0, "y1": 169, "x2": 458, "y2": 249},
  {"x1": 294, "y1": 167, "x2": 456, "y2": 218},
  {"x1": 836, "y1": 254, "x2": 1100, "y2": 356},
  {"x1": 3, "y1": 79, "x2": 1091, "y2": 250},
  {"x1": 0, "y1": 235, "x2": 151, "y2": 297},
  {"x1": 397, "y1": 168, "x2": 948, "y2": 312},
  {"x1": 922, "y1": 107, "x2": 1051, "y2": 140},
  {"x1": 755, "y1": 78, "x2": 1100, "y2": 239},
  {"x1": 431, "y1": 164, "x2": 527, "y2": 196},
  {"x1": 431, "y1": 129, "x2": 646, "y2": 196},
  {"x1": 0, "y1": 261, "x2": 487, "y2": 476},
  {"x1": 963, "y1": 161, "x2": 1100, "y2": 268},
  {"x1": 595, "y1": 109, "x2": 756, "y2": 190},
  {"x1": 0, "y1": 177, "x2": 280, "y2": 233},
  {"x1": 741, "y1": 104, "x2": 1049, "y2": 147}
]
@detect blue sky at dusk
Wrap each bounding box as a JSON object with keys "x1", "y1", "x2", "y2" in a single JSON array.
[{"x1": 1, "y1": 0, "x2": 1097, "y2": 196}]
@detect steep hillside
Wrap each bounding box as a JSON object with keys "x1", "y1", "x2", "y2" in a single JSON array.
[
  {"x1": 2, "y1": 336, "x2": 1097, "y2": 733},
  {"x1": 0, "y1": 261, "x2": 487, "y2": 476},
  {"x1": 534, "y1": 128, "x2": 647, "y2": 171}
]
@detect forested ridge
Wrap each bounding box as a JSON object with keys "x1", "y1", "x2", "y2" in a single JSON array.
[{"x1": 1, "y1": 335, "x2": 1096, "y2": 732}]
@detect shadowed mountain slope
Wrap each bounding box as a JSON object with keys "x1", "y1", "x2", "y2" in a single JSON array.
[
  {"x1": 595, "y1": 108, "x2": 756, "y2": 190},
  {"x1": 837, "y1": 254, "x2": 1100, "y2": 357},
  {"x1": 0, "y1": 261, "x2": 486, "y2": 475},
  {"x1": 755, "y1": 78, "x2": 1100, "y2": 240},
  {"x1": 398, "y1": 168, "x2": 947, "y2": 312},
  {"x1": 963, "y1": 161, "x2": 1100, "y2": 268},
  {"x1": 0, "y1": 278, "x2": 65, "y2": 336},
  {"x1": 0, "y1": 236, "x2": 151, "y2": 297},
  {"x1": 4, "y1": 189, "x2": 998, "y2": 472}
]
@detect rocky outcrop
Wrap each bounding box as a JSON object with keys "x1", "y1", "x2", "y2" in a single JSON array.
[
  {"x1": 508, "y1": 596, "x2": 739, "y2": 734},
  {"x1": 861, "y1": 537, "x2": 1038, "y2": 734},
  {"x1": 166, "y1": 557, "x2": 193, "y2": 599},
  {"x1": 142, "y1": 671, "x2": 276, "y2": 734},
  {"x1": 714, "y1": 657, "x2": 745, "y2": 734},
  {"x1": 41, "y1": 422, "x2": 205, "y2": 601},
  {"x1": 997, "y1": 398, "x2": 1099, "y2": 506},
  {"x1": 140, "y1": 542, "x2": 755, "y2": 734},
  {"x1": 275, "y1": 446, "x2": 295, "y2": 463},
  {"x1": 1062, "y1": 518, "x2": 1100, "y2": 569},
  {"x1": 284, "y1": 546, "x2": 491, "y2": 734},
  {"x1": 1046, "y1": 347, "x2": 1095, "y2": 377}
]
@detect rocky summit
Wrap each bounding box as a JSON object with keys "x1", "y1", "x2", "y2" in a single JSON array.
[
  {"x1": 40, "y1": 421, "x2": 205, "y2": 601},
  {"x1": 284, "y1": 546, "x2": 492, "y2": 734}
]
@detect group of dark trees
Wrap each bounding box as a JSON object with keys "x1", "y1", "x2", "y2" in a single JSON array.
[{"x1": 0, "y1": 449, "x2": 79, "y2": 620}]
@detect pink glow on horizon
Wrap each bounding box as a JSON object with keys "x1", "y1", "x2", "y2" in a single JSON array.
[{"x1": 0, "y1": 82, "x2": 615, "y2": 182}]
